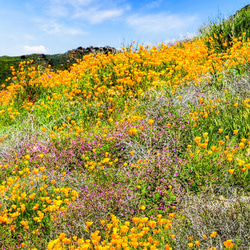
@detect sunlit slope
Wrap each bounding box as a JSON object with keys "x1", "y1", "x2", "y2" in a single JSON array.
[{"x1": 0, "y1": 38, "x2": 249, "y2": 127}]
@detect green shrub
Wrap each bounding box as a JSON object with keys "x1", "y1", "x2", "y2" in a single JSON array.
[{"x1": 199, "y1": 5, "x2": 250, "y2": 52}]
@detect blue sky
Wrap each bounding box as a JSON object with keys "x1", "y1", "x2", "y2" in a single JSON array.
[{"x1": 0, "y1": 0, "x2": 249, "y2": 56}]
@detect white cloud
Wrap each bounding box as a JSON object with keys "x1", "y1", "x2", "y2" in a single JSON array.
[
  {"x1": 127, "y1": 13, "x2": 197, "y2": 33},
  {"x1": 69, "y1": 0, "x2": 95, "y2": 7},
  {"x1": 74, "y1": 8, "x2": 124, "y2": 23},
  {"x1": 24, "y1": 45, "x2": 48, "y2": 54},
  {"x1": 49, "y1": 0, "x2": 95, "y2": 7},
  {"x1": 23, "y1": 34, "x2": 37, "y2": 41},
  {"x1": 66, "y1": 27, "x2": 88, "y2": 35},
  {"x1": 144, "y1": 0, "x2": 163, "y2": 9},
  {"x1": 39, "y1": 21, "x2": 87, "y2": 35},
  {"x1": 48, "y1": 5, "x2": 69, "y2": 17},
  {"x1": 42, "y1": 0, "x2": 128, "y2": 23},
  {"x1": 40, "y1": 0, "x2": 95, "y2": 18},
  {"x1": 41, "y1": 22, "x2": 60, "y2": 34}
]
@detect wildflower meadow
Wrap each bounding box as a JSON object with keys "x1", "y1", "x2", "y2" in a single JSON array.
[{"x1": 0, "y1": 9, "x2": 250, "y2": 250}]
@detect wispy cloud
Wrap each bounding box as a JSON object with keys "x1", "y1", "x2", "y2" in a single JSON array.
[
  {"x1": 66, "y1": 0, "x2": 95, "y2": 7},
  {"x1": 43, "y1": 0, "x2": 96, "y2": 17},
  {"x1": 23, "y1": 45, "x2": 48, "y2": 54},
  {"x1": 144, "y1": 0, "x2": 163, "y2": 9},
  {"x1": 42, "y1": 0, "x2": 128, "y2": 23},
  {"x1": 48, "y1": 0, "x2": 95, "y2": 7},
  {"x1": 127, "y1": 13, "x2": 197, "y2": 33},
  {"x1": 39, "y1": 21, "x2": 87, "y2": 35},
  {"x1": 23, "y1": 35, "x2": 37, "y2": 41},
  {"x1": 73, "y1": 8, "x2": 124, "y2": 23},
  {"x1": 46, "y1": 4, "x2": 69, "y2": 17},
  {"x1": 66, "y1": 27, "x2": 88, "y2": 35},
  {"x1": 40, "y1": 22, "x2": 60, "y2": 34}
]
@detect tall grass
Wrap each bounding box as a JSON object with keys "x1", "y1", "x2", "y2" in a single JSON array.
[{"x1": 199, "y1": 5, "x2": 250, "y2": 52}]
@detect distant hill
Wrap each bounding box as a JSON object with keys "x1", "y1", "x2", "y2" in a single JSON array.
[{"x1": 0, "y1": 46, "x2": 120, "y2": 84}]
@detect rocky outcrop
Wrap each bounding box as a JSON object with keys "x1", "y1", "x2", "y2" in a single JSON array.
[
  {"x1": 67, "y1": 46, "x2": 121, "y2": 61},
  {"x1": 85, "y1": 46, "x2": 121, "y2": 54}
]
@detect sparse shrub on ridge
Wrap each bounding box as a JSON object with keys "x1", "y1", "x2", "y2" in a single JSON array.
[{"x1": 199, "y1": 4, "x2": 250, "y2": 53}]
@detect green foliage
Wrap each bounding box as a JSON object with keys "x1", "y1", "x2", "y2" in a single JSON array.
[
  {"x1": 0, "y1": 53, "x2": 79, "y2": 86},
  {"x1": 199, "y1": 4, "x2": 250, "y2": 52},
  {"x1": 0, "y1": 56, "x2": 23, "y2": 84}
]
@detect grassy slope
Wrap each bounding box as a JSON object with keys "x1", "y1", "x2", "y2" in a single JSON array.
[{"x1": 0, "y1": 52, "x2": 83, "y2": 85}]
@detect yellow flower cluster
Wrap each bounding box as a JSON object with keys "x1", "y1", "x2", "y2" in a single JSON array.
[
  {"x1": 0, "y1": 37, "x2": 249, "y2": 130},
  {"x1": 188, "y1": 133, "x2": 250, "y2": 176},
  {"x1": 47, "y1": 214, "x2": 173, "y2": 250},
  {"x1": 0, "y1": 160, "x2": 78, "y2": 234}
]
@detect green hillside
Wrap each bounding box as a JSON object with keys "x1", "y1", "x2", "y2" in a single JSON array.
[{"x1": 0, "y1": 5, "x2": 249, "y2": 250}]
